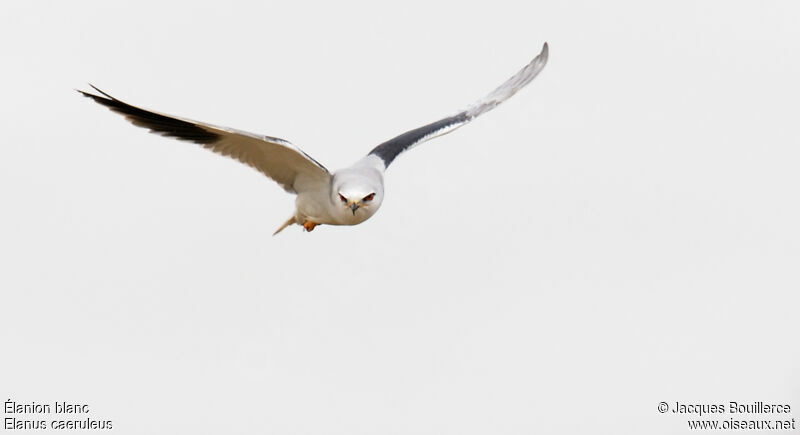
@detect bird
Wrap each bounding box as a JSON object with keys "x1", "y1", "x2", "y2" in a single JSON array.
[{"x1": 79, "y1": 43, "x2": 548, "y2": 235}]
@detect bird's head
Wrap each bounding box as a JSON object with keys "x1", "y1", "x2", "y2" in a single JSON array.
[
  {"x1": 335, "y1": 186, "x2": 380, "y2": 216},
  {"x1": 331, "y1": 170, "x2": 383, "y2": 223}
]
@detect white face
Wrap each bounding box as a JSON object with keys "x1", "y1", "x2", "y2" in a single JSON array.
[
  {"x1": 330, "y1": 165, "x2": 385, "y2": 224},
  {"x1": 334, "y1": 183, "x2": 382, "y2": 223}
]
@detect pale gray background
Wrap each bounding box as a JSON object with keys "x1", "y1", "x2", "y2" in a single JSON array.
[{"x1": 1, "y1": 1, "x2": 798, "y2": 434}]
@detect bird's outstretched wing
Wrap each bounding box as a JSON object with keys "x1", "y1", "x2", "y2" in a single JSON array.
[
  {"x1": 79, "y1": 86, "x2": 330, "y2": 193},
  {"x1": 368, "y1": 42, "x2": 549, "y2": 168}
]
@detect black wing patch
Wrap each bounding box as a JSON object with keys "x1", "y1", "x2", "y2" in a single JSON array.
[
  {"x1": 77, "y1": 85, "x2": 221, "y2": 144},
  {"x1": 368, "y1": 113, "x2": 468, "y2": 167},
  {"x1": 367, "y1": 43, "x2": 548, "y2": 169}
]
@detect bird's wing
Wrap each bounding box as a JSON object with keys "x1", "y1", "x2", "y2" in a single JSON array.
[
  {"x1": 368, "y1": 42, "x2": 548, "y2": 168},
  {"x1": 79, "y1": 86, "x2": 330, "y2": 193}
]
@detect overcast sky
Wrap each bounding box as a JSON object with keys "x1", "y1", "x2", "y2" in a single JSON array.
[{"x1": 2, "y1": 1, "x2": 799, "y2": 434}]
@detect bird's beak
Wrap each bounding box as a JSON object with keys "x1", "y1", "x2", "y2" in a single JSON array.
[{"x1": 349, "y1": 201, "x2": 360, "y2": 215}]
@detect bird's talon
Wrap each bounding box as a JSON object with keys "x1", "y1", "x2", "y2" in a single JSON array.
[{"x1": 303, "y1": 221, "x2": 318, "y2": 232}]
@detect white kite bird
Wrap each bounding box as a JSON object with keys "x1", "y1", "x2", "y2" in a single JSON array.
[{"x1": 79, "y1": 43, "x2": 548, "y2": 234}]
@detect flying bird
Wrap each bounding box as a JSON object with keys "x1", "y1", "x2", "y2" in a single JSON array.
[{"x1": 79, "y1": 43, "x2": 548, "y2": 234}]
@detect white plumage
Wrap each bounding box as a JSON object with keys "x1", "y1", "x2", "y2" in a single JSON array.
[{"x1": 79, "y1": 43, "x2": 549, "y2": 234}]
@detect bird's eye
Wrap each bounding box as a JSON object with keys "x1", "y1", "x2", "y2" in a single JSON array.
[
  {"x1": 363, "y1": 193, "x2": 375, "y2": 201},
  {"x1": 338, "y1": 194, "x2": 347, "y2": 203}
]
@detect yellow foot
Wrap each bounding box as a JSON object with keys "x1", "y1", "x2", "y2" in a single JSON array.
[{"x1": 303, "y1": 221, "x2": 319, "y2": 232}]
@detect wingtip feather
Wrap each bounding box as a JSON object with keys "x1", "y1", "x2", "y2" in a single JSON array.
[
  {"x1": 88, "y1": 84, "x2": 115, "y2": 99},
  {"x1": 77, "y1": 84, "x2": 111, "y2": 101}
]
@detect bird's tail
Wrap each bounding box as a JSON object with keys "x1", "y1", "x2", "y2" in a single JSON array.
[{"x1": 273, "y1": 215, "x2": 297, "y2": 236}]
